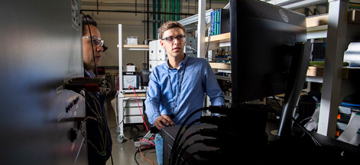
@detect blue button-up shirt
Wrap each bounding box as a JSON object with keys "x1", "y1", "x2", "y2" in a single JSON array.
[{"x1": 145, "y1": 55, "x2": 225, "y2": 125}]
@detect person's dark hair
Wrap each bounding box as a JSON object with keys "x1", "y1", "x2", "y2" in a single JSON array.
[{"x1": 82, "y1": 15, "x2": 97, "y2": 36}]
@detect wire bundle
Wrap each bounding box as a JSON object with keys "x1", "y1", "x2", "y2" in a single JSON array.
[
  {"x1": 169, "y1": 107, "x2": 226, "y2": 165},
  {"x1": 134, "y1": 132, "x2": 155, "y2": 165},
  {"x1": 169, "y1": 105, "x2": 279, "y2": 165},
  {"x1": 78, "y1": 91, "x2": 110, "y2": 157}
]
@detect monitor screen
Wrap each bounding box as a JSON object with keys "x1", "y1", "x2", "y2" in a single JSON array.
[{"x1": 230, "y1": 0, "x2": 308, "y2": 105}]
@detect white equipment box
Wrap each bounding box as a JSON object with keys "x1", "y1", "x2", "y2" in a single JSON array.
[{"x1": 149, "y1": 40, "x2": 166, "y2": 72}]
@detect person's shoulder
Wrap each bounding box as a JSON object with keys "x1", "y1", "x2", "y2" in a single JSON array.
[
  {"x1": 188, "y1": 57, "x2": 210, "y2": 67},
  {"x1": 150, "y1": 62, "x2": 167, "y2": 78},
  {"x1": 152, "y1": 62, "x2": 167, "y2": 72}
]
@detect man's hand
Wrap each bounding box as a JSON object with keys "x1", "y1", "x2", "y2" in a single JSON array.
[{"x1": 154, "y1": 114, "x2": 175, "y2": 130}]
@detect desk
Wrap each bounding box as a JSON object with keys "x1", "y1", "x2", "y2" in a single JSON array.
[
  {"x1": 115, "y1": 92, "x2": 146, "y2": 143},
  {"x1": 161, "y1": 122, "x2": 360, "y2": 165}
]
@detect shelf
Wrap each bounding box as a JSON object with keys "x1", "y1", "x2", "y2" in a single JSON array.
[
  {"x1": 205, "y1": 32, "x2": 231, "y2": 43},
  {"x1": 209, "y1": 62, "x2": 231, "y2": 70},
  {"x1": 123, "y1": 93, "x2": 146, "y2": 97},
  {"x1": 120, "y1": 44, "x2": 149, "y2": 51},
  {"x1": 306, "y1": 10, "x2": 360, "y2": 39},
  {"x1": 306, "y1": 66, "x2": 360, "y2": 81},
  {"x1": 306, "y1": 14, "x2": 328, "y2": 28},
  {"x1": 212, "y1": 65, "x2": 360, "y2": 83},
  {"x1": 205, "y1": 14, "x2": 329, "y2": 42},
  {"x1": 204, "y1": 13, "x2": 354, "y2": 41},
  {"x1": 204, "y1": 14, "x2": 332, "y2": 42},
  {"x1": 121, "y1": 89, "x2": 147, "y2": 93},
  {"x1": 215, "y1": 75, "x2": 231, "y2": 81}
]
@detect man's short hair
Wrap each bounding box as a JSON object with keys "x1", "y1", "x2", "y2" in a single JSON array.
[
  {"x1": 82, "y1": 15, "x2": 97, "y2": 36},
  {"x1": 158, "y1": 21, "x2": 186, "y2": 39}
]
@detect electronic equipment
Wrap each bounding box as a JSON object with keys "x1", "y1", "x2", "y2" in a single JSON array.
[
  {"x1": 0, "y1": 0, "x2": 87, "y2": 164},
  {"x1": 149, "y1": 40, "x2": 166, "y2": 72},
  {"x1": 230, "y1": 0, "x2": 310, "y2": 136},
  {"x1": 141, "y1": 69, "x2": 150, "y2": 87},
  {"x1": 312, "y1": 43, "x2": 326, "y2": 61},
  {"x1": 230, "y1": 0, "x2": 308, "y2": 104},
  {"x1": 149, "y1": 40, "x2": 157, "y2": 60},
  {"x1": 161, "y1": 106, "x2": 360, "y2": 165},
  {"x1": 63, "y1": 77, "x2": 102, "y2": 92},
  {"x1": 157, "y1": 40, "x2": 166, "y2": 61},
  {"x1": 123, "y1": 72, "x2": 139, "y2": 89},
  {"x1": 185, "y1": 37, "x2": 197, "y2": 58},
  {"x1": 161, "y1": 105, "x2": 268, "y2": 165}
]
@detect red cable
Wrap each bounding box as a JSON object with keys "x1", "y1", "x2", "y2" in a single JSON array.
[
  {"x1": 129, "y1": 85, "x2": 149, "y2": 132},
  {"x1": 139, "y1": 139, "x2": 155, "y2": 146},
  {"x1": 139, "y1": 139, "x2": 154, "y2": 165}
]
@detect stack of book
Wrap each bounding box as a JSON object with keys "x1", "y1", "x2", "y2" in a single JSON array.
[{"x1": 210, "y1": 9, "x2": 230, "y2": 36}]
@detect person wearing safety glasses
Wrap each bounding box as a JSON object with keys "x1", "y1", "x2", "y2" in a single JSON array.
[{"x1": 145, "y1": 21, "x2": 225, "y2": 165}]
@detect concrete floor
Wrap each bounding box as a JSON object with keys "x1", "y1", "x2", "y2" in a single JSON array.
[{"x1": 105, "y1": 95, "x2": 158, "y2": 165}]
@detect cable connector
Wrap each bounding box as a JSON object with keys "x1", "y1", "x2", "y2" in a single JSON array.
[{"x1": 63, "y1": 77, "x2": 101, "y2": 93}]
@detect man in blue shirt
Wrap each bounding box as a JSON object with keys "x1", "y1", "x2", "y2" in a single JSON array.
[{"x1": 145, "y1": 21, "x2": 225, "y2": 165}]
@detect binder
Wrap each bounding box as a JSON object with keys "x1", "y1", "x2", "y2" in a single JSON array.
[
  {"x1": 210, "y1": 9, "x2": 230, "y2": 36},
  {"x1": 216, "y1": 10, "x2": 219, "y2": 35},
  {"x1": 211, "y1": 11, "x2": 215, "y2": 36},
  {"x1": 219, "y1": 9, "x2": 222, "y2": 35}
]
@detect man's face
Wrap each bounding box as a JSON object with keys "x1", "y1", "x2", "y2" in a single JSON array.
[
  {"x1": 160, "y1": 27, "x2": 185, "y2": 59},
  {"x1": 82, "y1": 25, "x2": 103, "y2": 71}
]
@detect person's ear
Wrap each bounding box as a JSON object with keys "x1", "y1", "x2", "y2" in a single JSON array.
[{"x1": 159, "y1": 40, "x2": 165, "y2": 49}]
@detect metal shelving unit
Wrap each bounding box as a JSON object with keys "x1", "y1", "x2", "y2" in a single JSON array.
[
  {"x1": 116, "y1": 24, "x2": 149, "y2": 143},
  {"x1": 185, "y1": 0, "x2": 360, "y2": 138}
]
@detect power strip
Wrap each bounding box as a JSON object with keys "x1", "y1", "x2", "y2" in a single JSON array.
[{"x1": 134, "y1": 131, "x2": 154, "y2": 147}]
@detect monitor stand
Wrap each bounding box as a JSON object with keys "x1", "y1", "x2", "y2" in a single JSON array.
[{"x1": 278, "y1": 42, "x2": 311, "y2": 136}]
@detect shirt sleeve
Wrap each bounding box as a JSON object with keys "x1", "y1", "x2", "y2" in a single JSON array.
[
  {"x1": 144, "y1": 72, "x2": 162, "y2": 125},
  {"x1": 203, "y1": 60, "x2": 225, "y2": 106}
]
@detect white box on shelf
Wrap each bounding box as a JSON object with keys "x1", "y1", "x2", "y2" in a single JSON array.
[
  {"x1": 149, "y1": 60, "x2": 157, "y2": 72},
  {"x1": 149, "y1": 40, "x2": 157, "y2": 60},
  {"x1": 123, "y1": 74, "x2": 138, "y2": 89},
  {"x1": 157, "y1": 40, "x2": 166, "y2": 61},
  {"x1": 126, "y1": 36, "x2": 138, "y2": 45},
  {"x1": 125, "y1": 65, "x2": 135, "y2": 72}
]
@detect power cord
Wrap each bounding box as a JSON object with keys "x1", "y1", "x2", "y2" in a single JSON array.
[{"x1": 271, "y1": 95, "x2": 322, "y2": 147}]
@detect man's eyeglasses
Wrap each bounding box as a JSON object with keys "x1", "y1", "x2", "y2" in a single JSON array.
[
  {"x1": 162, "y1": 35, "x2": 186, "y2": 43},
  {"x1": 82, "y1": 36, "x2": 104, "y2": 47}
]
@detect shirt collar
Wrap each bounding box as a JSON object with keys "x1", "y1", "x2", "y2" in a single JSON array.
[
  {"x1": 85, "y1": 70, "x2": 95, "y2": 78},
  {"x1": 166, "y1": 54, "x2": 189, "y2": 70}
]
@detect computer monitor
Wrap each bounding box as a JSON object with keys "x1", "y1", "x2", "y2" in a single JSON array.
[{"x1": 230, "y1": 0, "x2": 310, "y2": 136}]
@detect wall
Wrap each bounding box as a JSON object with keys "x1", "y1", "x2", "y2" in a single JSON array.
[
  {"x1": 81, "y1": 0, "x2": 228, "y2": 74},
  {"x1": 82, "y1": 0, "x2": 360, "y2": 73}
]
